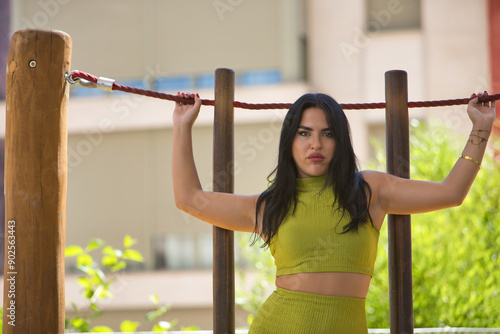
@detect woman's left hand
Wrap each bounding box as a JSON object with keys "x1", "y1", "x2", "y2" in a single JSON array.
[{"x1": 467, "y1": 91, "x2": 496, "y2": 131}]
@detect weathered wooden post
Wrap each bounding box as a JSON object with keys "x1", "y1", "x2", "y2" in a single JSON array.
[
  {"x1": 3, "y1": 29, "x2": 70, "y2": 333},
  {"x1": 385, "y1": 70, "x2": 414, "y2": 334},
  {"x1": 213, "y1": 68, "x2": 235, "y2": 333}
]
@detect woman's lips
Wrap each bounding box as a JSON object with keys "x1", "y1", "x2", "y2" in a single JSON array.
[{"x1": 308, "y1": 153, "x2": 325, "y2": 162}]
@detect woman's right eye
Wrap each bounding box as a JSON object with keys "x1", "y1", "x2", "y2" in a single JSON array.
[{"x1": 298, "y1": 131, "x2": 309, "y2": 136}]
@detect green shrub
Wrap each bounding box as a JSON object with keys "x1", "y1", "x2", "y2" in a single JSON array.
[
  {"x1": 367, "y1": 120, "x2": 500, "y2": 327},
  {"x1": 65, "y1": 235, "x2": 186, "y2": 332}
]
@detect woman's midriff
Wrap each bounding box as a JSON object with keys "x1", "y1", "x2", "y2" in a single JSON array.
[{"x1": 275, "y1": 272, "x2": 372, "y2": 299}]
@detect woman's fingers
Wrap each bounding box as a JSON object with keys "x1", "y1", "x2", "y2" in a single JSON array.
[
  {"x1": 469, "y1": 91, "x2": 493, "y2": 111},
  {"x1": 176, "y1": 92, "x2": 198, "y2": 107},
  {"x1": 473, "y1": 91, "x2": 490, "y2": 107}
]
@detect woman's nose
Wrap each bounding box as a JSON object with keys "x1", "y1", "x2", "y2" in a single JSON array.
[{"x1": 310, "y1": 135, "x2": 321, "y2": 150}]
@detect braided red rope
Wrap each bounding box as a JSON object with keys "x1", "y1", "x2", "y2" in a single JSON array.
[{"x1": 69, "y1": 71, "x2": 500, "y2": 110}]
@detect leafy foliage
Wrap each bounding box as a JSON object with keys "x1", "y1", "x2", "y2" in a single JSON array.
[
  {"x1": 235, "y1": 234, "x2": 276, "y2": 325},
  {"x1": 366, "y1": 120, "x2": 500, "y2": 327},
  {"x1": 64, "y1": 236, "x2": 188, "y2": 332}
]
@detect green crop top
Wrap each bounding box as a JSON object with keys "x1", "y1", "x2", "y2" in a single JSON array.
[{"x1": 270, "y1": 175, "x2": 380, "y2": 277}]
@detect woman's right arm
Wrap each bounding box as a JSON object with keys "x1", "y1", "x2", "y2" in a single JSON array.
[{"x1": 172, "y1": 93, "x2": 260, "y2": 233}]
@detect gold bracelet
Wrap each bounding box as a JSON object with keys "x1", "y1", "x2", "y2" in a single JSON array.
[{"x1": 459, "y1": 154, "x2": 481, "y2": 169}]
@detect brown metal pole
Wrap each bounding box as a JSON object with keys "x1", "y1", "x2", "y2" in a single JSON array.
[
  {"x1": 385, "y1": 70, "x2": 414, "y2": 334},
  {"x1": 3, "y1": 29, "x2": 71, "y2": 334},
  {"x1": 213, "y1": 68, "x2": 235, "y2": 334}
]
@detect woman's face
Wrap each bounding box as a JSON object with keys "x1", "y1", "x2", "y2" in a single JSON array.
[{"x1": 291, "y1": 107, "x2": 336, "y2": 178}]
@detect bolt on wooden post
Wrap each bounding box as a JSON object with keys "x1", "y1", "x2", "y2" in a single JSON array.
[
  {"x1": 3, "y1": 29, "x2": 71, "y2": 334},
  {"x1": 385, "y1": 70, "x2": 414, "y2": 334}
]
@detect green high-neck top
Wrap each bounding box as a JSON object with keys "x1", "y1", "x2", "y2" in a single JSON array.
[{"x1": 270, "y1": 175, "x2": 380, "y2": 277}]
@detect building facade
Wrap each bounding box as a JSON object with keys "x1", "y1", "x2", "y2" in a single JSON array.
[{"x1": 0, "y1": 0, "x2": 496, "y2": 330}]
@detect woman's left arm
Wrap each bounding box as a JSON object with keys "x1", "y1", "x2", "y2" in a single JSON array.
[{"x1": 364, "y1": 93, "x2": 496, "y2": 218}]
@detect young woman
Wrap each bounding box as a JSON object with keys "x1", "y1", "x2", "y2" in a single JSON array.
[{"x1": 172, "y1": 92, "x2": 495, "y2": 333}]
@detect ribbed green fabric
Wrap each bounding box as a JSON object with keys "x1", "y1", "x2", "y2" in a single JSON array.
[
  {"x1": 270, "y1": 175, "x2": 379, "y2": 277},
  {"x1": 248, "y1": 287, "x2": 368, "y2": 333}
]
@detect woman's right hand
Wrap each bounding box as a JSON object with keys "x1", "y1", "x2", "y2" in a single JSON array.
[
  {"x1": 173, "y1": 92, "x2": 202, "y2": 128},
  {"x1": 467, "y1": 91, "x2": 496, "y2": 132}
]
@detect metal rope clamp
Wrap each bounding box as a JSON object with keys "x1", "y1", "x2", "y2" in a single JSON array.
[
  {"x1": 97, "y1": 76, "x2": 115, "y2": 92},
  {"x1": 65, "y1": 70, "x2": 115, "y2": 91},
  {"x1": 65, "y1": 70, "x2": 96, "y2": 88}
]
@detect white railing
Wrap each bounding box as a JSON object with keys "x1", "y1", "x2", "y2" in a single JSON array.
[
  {"x1": 369, "y1": 328, "x2": 500, "y2": 333},
  {"x1": 72, "y1": 329, "x2": 500, "y2": 334}
]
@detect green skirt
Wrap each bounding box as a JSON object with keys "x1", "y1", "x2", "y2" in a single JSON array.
[{"x1": 248, "y1": 287, "x2": 368, "y2": 334}]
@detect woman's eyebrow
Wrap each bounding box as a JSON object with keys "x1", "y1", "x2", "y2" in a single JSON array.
[{"x1": 297, "y1": 125, "x2": 332, "y2": 132}]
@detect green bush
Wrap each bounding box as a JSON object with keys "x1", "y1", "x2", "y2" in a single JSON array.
[
  {"x1": 235, "y1": 234, "x2": 276, "y2": 325},
  {"x1": 65, "y1": 236, "x2": 187, "y2": 332},
  {"x1": 368, "y1": 120, "x2": 500, "y2": 327}
]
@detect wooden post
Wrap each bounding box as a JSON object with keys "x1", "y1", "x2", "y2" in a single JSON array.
[
  {"x1": 213, "y1": 68, "x2": 235, "y2": 333},
  {"x1": 385, "y1": 70, "x2": 414, "y2": 334},
  {"x1": 3, "y1": 29, "x2": 71, "y2": 334}
]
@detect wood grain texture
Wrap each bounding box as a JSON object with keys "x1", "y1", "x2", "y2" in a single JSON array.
[
  {"x1": 3, "y1": 29, "x2": 71, "y2": 334},
  {"x1": 212, "y1": 68, "x2": 235, "y2": 334},
  {"x1": 385, "y1": 70, "x2": 414, "y2": 334}
]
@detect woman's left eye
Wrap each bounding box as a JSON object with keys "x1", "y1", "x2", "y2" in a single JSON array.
[{"x1": 323, "y1": 132, "x2": 333, "y2": 138}]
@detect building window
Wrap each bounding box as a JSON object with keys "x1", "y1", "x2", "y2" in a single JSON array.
[
  {"x1": 153, "y1": 233, "x2": 213, "y2": 270},
  {"x1": 365, "y1": 0, "x2": 421, "y2": 33},
  {"x1": 153, "y1": 232, "x2": 262, "y2": 271}
]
